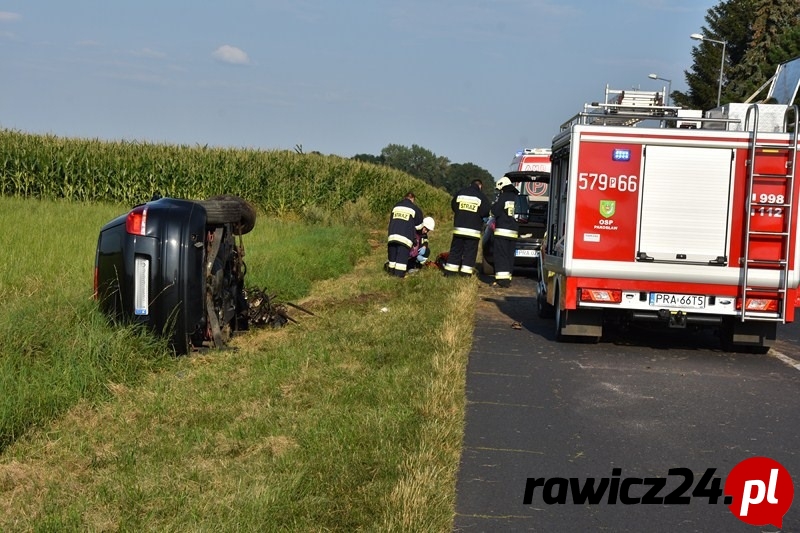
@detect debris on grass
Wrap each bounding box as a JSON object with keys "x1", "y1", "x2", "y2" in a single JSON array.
[{"x1": 245, "y1": 287, "x2": 315, "y2": 328}]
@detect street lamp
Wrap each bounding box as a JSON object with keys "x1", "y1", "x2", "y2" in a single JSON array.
[
  {"x1": 648, "y1": 73, "x2": 672, "y2": 106},
  {"x1": 690, "y1": 33, "x2": 728, "y2": 108}
]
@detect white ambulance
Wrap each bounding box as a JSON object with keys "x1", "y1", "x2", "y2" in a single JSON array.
[
  {"x1": 502, "y1": 148, "x2": 551, "y2": 270},
  {"x1": 509, "y1": 148, "x2": 552, "y2": 199}
]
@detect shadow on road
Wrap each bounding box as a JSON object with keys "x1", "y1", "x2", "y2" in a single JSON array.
[{"x1": 475, "y1": 264, "x2": 732, "y2": 353}]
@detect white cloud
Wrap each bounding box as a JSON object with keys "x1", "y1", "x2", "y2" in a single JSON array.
[
  {"x1": 212, "y1": 45, "x2": 251, "y2": 65},
  {"x1": 0, "y1": 12, "x2": 21, "y2": 22}
]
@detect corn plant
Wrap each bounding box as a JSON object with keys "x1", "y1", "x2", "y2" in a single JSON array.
[{"x1": 0, "y1": 129, "x2": 451, "y2": 222}]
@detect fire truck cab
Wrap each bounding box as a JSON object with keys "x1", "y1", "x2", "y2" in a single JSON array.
[{"x1": 538, "y1": 56, "x2": 800, "y2": 352}]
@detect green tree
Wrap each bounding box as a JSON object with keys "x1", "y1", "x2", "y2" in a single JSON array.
[
  {"x1": 444, "y1": 163, "x2": 494, "y2": 195},
  {"x1": 674, "y1": 0, "x2": 800, "y2": 110},
  {"x1": 351, "y1": 153, "x2": 385, "y2": 165},
  {"x1": 727, "y1": 0, "x2": 800, "y2": 102},
  {"x1": 673, "y1": 0, "x2": 755, "y2": 110},
  {"x1": 380, "y1": 144, "x2": 451, "y2": 188},
  {"x1": 350, "y1": 145, "x2": 493, "y2": 193}
]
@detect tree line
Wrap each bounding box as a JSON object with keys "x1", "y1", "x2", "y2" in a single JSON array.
[
  {"x1": 673, "y1": 0, "x2": 800, "y2": 110},
  {"x1": 352, "y1": 144, "x2": 493, "y2": 196}
]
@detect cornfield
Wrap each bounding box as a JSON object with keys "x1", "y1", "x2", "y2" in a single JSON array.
[{"x1": 0, "y1": 129, "x2": 451, "y2": 222}]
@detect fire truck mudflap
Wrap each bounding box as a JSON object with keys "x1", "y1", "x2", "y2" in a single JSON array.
[{"x1": 538, "y1": 62, "x2": 800, "y2": 352}]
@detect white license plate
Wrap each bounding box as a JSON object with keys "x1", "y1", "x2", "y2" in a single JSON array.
[
  {"x1": 515, "y1": 249, "x2": 540, "y2": 258},
  {"x1": 649, "y1": 292, "x2": 705, "y2": 309},
  {"x1": 134, "y1": 256, "x2": 149, "y2": 315}
]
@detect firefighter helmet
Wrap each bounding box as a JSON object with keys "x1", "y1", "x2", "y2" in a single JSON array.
[
  {"x1": 495, "y1": 176, "x2": 512, "y2": 190},
  {"x1": 422, "y1": 216, "x2": 435, "y2": 231}
]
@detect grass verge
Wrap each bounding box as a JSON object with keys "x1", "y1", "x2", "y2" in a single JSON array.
[
  {"x1": 0, "y1": 196, "x2": 370, "y2": 451},
  {"x1": 0, "y1": 198, "x2": 477, "y2": 531}
]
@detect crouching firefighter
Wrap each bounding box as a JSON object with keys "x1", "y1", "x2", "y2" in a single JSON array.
[
  {"x1": 444, "y1": 179, "x2": 490, "y2": 277},
  {"x1": 408, "y1": 216, "x2": 436, "y2": 272},
  {"x1": 491, "y1": 176, "x2": 519, "y2": 288},
  {"x1": 387, "y1": 192, "x2": 424, "y2": 278}
]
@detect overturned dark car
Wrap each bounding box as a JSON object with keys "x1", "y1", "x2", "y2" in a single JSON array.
[
  {"x1": 94, "y1": 194, "x2": 257, "y2": 354},
  {"x1": 481, "y1": 170, "x2": 550, "y2": 276}
]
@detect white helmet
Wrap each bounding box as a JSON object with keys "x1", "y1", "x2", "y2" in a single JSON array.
[
  {"x1": 422, "y1": 216, "x2": 435, "y2": 231},
  {"x1": 495, "y1": 176, "x2": 513, "y2": 190}
]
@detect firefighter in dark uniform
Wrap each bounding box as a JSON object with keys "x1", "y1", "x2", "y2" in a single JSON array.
[
  {"x1": 443, "y1": 179, "x2": 490, "y2": 277},
  {"x1": 387, "y1": 192, "x2": 424, "y2": 278},
  {"x1": 490, "y1": 176, "x2": 520, "y2": 288}
]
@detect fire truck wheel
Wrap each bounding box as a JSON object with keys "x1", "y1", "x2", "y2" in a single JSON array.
[
  {"x1": 719, "y1": 320, "x2": 772, "y2": 354},
  {"x1": 721, "y1": 339, "x2": 770, "y2": 354},
  {"x1": 537, "y1": 289, "x2": 555, "y2": 319},
  {"x1": 747, "y1": 345, "x2": 771, "y2": 355},
  {"x1": 554, "y1": 288, "x2": 568, "y2": 341},
  {"x1": 720, "y1": 340, "x2": 770, "y2": 355}
]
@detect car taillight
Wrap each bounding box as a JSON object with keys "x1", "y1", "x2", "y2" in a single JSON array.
[
  {"x1": 580, "y1": 288, "x2": 622, "y2": 304},
  {"x1": 126, "y1": 206, "x2": 148, "y2": 235},
  {"x1": 93, "y1": 266, "x2": 99, "y2": 300}
]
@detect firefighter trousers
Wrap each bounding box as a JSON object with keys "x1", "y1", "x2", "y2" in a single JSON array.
[
  {"x1": 493, "y1": 236, "x2": 515, "y2": 286},
  {"x1": 444, "y1": 235, "x2": 479, "y2": 276},
  {"x1": 387, "y1": 243, "x2": 411, "y2": 278}
]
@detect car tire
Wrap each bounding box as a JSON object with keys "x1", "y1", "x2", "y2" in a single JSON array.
[
  {"x1": 200, "y1": 195, "x2": 257, "y2": 235},
  {"x1": 482, "y1": 258, "x2": 494, "y2": 276}
]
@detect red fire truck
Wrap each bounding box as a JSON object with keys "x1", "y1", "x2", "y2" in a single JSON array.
[{"x1": 537, "y1": 57, "x2": 800, "y2": 352}]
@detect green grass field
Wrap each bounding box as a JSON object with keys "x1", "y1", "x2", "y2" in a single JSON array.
[{"x1": 0, "y1": 193, "x2": 477, "y2": 531}]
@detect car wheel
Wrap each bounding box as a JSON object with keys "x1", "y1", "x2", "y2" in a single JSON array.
[
  {"x1": 482, "y1": 258, "x2": 494, "y2": 275},
  {"x1": 200, "y1": 195, "x2": 257, "y2": 235}
]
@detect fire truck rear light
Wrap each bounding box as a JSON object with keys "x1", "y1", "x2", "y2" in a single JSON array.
[
  {"x1": 580, "y1": 288, "x2": 622, "y2": 303},
  {"x1": 126, "y1": 206, "x2": 148, "y2": 236},
  {"x1": 744, "y1": 298, "x2": 779, "y2": 312}
]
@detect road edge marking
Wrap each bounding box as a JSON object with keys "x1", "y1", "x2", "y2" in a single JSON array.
[{"x1": 771, "y1": 348, "x2": 800, "y2": 372}]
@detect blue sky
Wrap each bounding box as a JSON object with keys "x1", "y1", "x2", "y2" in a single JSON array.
[{"x1": 0, "y1": 0, "x2": 717, "y2": 177}]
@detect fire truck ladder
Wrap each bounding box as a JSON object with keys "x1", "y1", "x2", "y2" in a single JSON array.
[{"x1": 741, "y1": 104, "x2": 799, "y2": 322}]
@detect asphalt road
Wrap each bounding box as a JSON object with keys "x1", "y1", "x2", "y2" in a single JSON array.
[{"x1": 454, "y1": 272, "x2": 800, "y2": 532}]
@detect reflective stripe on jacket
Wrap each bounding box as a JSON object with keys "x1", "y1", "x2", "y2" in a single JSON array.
[
  {"x1": 494, "y1": 227, "x2": 518, "y2": 239},
  {"x1": 451, "y1": 184, "x2": 490, "y2": 239},
  {"x1": 388, "y1": 198, "x2": 423, "y2": 248},
  {"x1": 453, "y1": 226, "x2": 482, "y2": 238},
  {"x1": 491, "y1": 190, "x2": 519, "y2": 240}
]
